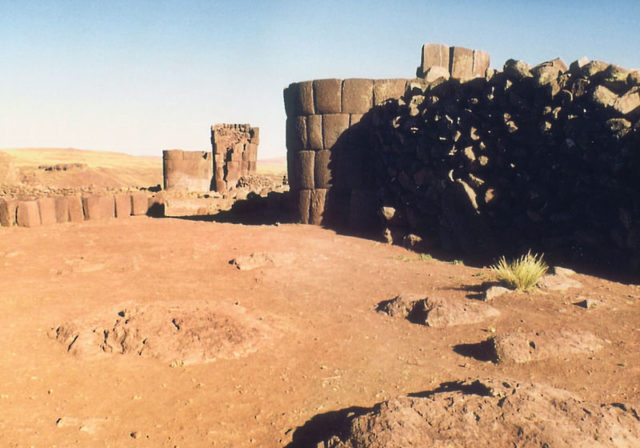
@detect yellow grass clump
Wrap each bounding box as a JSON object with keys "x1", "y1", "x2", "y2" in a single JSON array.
[{"x1": 490, "y1": 251, "x2": 548, "y2": 291}]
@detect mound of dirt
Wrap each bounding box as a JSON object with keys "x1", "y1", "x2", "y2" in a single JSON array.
[
  {"x1": 319, "y1": 377, "x2": 640, "y2": 448},
  {"x1": 49, "y1": 301, "x2": 274, "y2": 365},
  {"x1": 378, "y1": 294, "x2": 499, "y2": 327},
  {"x1": 490, "y1": 329, "x2": 604, "y2": 363}
]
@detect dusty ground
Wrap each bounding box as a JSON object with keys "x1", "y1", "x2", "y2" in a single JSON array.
[
  {"x1": 0, "y1": 216, "x2": 639, "y2": 447},
  {"x1": 1, "y1": 148, "x2": 639, "y2": 447}
]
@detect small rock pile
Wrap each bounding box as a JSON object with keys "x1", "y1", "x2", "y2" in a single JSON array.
[{"x1": 370, "y1": 57, "x2": 640, "y2": 270}]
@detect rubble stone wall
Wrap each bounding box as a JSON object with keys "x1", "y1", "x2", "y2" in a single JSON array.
[
  {"x1": 285, "y1": 43, "x2": 640, "y2": 272},
  {"x1": 283, "y1": 44, "x2": 490, "y2": 226},
  {"x1": 211, "y1": 124, "x2": 259, "y2": 191},
  {"x1": 163, "y1": 150, "x2": 213, "y2": 191}
]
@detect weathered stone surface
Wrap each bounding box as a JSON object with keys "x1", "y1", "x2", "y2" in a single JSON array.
[
  {"x1": 131, "y1": 192, "x2": 148, "y2": 216},
  {"x1": 54, "y1": 197, "x2": 69, "y2": 223},
  {"x1": 297, "y1": 81, "x2": 314, "y2": 115},
  {"x1": 322, "y1": 113, "x2": 350, "y2": 149},
  {"x1": 581, "y1": 60, "x2": 609, "y2": 77},
  {"x1": 483, "y1": 286, "x2": 510, "y2": 301},
  {"x1": 211, "y1": 124, "x2": 259, "y2": 191},
  {"x1": 342, "y1": 78, "x2": 373, "y2": 114},
  {"x1": 591, "y1": 85, "x2": 618, "y2": 108},
  {"x1": 472, "y1": 49, "x2": 490, "y2": 77},
  {"x1": 114, "y1": 193, "x2": 132, "y2": 218},
  {"x1": 163, "y1": 150, "x2": 213, "y2": 192},
  {"x1": 37, "y1": 197, "x2": 57, "y2": 226},
  {"x1": 449, "y1": 46, "x2": 474, "y2": 79},
  {"x1": 614, "y1": 87, "x2": 640, "y2": 115},
  {"x1": 491, "y1": 329, "x2": 602, "y2": 363},
  {"x1": 314, "y1": 150, "x2": 332, "y2": 189},
  {"x1": 423, "y1": 66, "x2": 450, "y2": 85},
  {"x1": 295, "y1": 151, "x2": 315, "y2": 190},
  {"x1": 286, "y1": 117, "x2": 307, "y2": 152},
  {"x1": 321, "y1": 377, "x2": 640, "y2": 448},
  {"x1": 601, "y1": 64, "x2": 631, "y2": 92},
  {"x1": 307, "y1": 114, "x2": 323, "y2": 150},
  {"x1": 313, "y1": 79, "x2": 342, "y2": 114},
  {"x1": 82, "y1": 195, "x2": 115, "y2": 221},
  {"x1": 0, "y1": 198, "x2": 18, "y2": 226},
  {"x1": 373, "y1": 79, "x2": 406, "y2": 105},
  {"x1": 532, "y1": 58, "x2": 567, "y2": 86},
  {"x1": 419, "y1": 43, "x2": 449, "y2": 77},
  {"x1": 350, "y1": 114, "x2": 363, "y2": 126},
  {"x1": 164, "y1": 198, "x2": 219, "y2": 217},
  {"x1": 503, "y1": 59, "x2": 533, "y2": 80},
  {"x1": 310, "y1": 189, "x2": 327, "y2": 225},
  {"x1": 16, "y1": 201, "x2": 41, "y2": 227},
  {"x1": 569, "y1": 56, "x2": 589, "y2": 75},
  {"x1": 297, "y1": 189, "x2": 311, "y2": 224},
  {"x1": 67, "y1": 196, "x2": 84, "y2": 222}
]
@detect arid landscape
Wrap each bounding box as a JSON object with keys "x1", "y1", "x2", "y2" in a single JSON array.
[{"x1": 0, "y1": 148, "x2": 639, "y2": 447}]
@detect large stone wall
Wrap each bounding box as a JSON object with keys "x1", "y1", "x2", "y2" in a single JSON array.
[
  {"x1": 211, "y1": 124, "x2": 259, "y2": 191},
  {"x1": 284, "y1": 43, "x2": 640, "y2": 273},
  {"x1": 163, "y1": 150, "x2": 213, "y2": 191},
  {"x1": 283, "y1": 44, "x2": 490, "y2": 226}
]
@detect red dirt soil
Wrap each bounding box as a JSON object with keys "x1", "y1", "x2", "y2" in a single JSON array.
[{"x1": 1, "y1": 217, "x2": 639, "y2": 447}]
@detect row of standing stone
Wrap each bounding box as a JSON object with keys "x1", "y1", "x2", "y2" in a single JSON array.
[{"x1": 0, "y1": 192, "x2": 150, "y2": 228}]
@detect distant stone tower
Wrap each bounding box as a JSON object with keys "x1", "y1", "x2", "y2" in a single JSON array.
[
  {"x1": 210, "y1": 124, "x2": 259, "y2": 191},
  {"x1": 162, "y1": 150, "x2": 213, "y2": 191}
]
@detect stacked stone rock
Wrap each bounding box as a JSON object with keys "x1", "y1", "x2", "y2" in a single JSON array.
[
  {"x1": 0, "y1": 192, "x2": 150, "y2": 228},
  {"x1": 283, "y1": 44, "x2": 490, "y2": 226},
  {"x1": 211, "y1": 124, "x2": 259, "y2": 191},
  {"x1": 162, "y1": 150, "x2": 213, "y2": 191},
  {"x1": 285, "y1": 43, "x2": 640, "y2": 272},
  {"x1": 370, "y1": 56, "x2": 640, "y2": 270}
]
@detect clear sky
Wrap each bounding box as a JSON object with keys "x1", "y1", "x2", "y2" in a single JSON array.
[{"x1": 1, "y1": 0, "x2": 639, "y2": 159}]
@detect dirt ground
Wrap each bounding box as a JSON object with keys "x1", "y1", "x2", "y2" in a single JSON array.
[{"x1": 1, "y1": 216, "x2": 639, "y2": 447}]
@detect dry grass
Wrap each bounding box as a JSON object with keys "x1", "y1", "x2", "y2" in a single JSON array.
[{"x1": 490, "y1": 250, "x2": 548, "y2": 291}]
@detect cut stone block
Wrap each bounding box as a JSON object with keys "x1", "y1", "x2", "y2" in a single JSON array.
[
  {"x1": 420, "y1": 43, "x2": 450, "y2": 76},
  {"x1": 131, "y1": 192, "x2": 148, "y2": 216},
  {"x1": 298, "y1": 81, "x2": 314, "y2": 115},
  {"x1": 54, "y1": 197, "x2": 70, "y2": 223},
  {"x1": 614, "y1": 87, "x2": 640, "y2": 115},
  {"x1": 313, "y1": 79, "x2": 342, "y2": 114},
  {"x1": 82, "y1": 195, "x2": 115, "y2": 220},
  {"x1": 310, "y1": 189, "x2": 327, "y2": 225},
  {"x1": 37, "y1": 197, "x2": 57, "y2": 226},
  {"x1": 350, "y1": 114, "x2": 364, "y2": 126},
  {"x1": 314, "y1": 150, "x2": 332, "y2": 189},
  {"x1": 323, "y1": 113, "x2": 350, "y2": 149},
  {"x1": 373, "y1": 79, "x2": 406, "y2": 105},
  {"x1": 450, "y1": 46, "x2": 474, "y2": 79},
  {"x1": 67, "y1": 196, "x2": 85, "y2": 222},
  {"x1": 0, "y1": 198, "x2": 18, "y2": 226},
  {"x1": 16, "y1": 201, "x2": 41, "y2": 227},
  {"x1": 307, "y1": 115, "x2": 323, "y2": 150},
  {"x1": 473, "y1": 50, "x2": 490, "y2": 77},
  {"x1": 115, "y1": 193, "x2": 132, "y2": 218},
  {"x1": 283, "y1": 86, "x2": 295, "y2": 117},
  {"x1": 295, "y1": 151, "x2": 315, "y2": 190},
  {"x1": 287, "y1": 149, "x2": 297, "y2": 191},
  {"x1": 342, "y1": 78, "x2": 373, "y2": 114},
  {"x1": 298, "y1": 190, "x2": 311, "y2": 224}
]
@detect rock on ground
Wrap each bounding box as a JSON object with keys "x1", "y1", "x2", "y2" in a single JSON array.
[{"x1": 322, "y1": 377, "x2": 640, "y2": 448}]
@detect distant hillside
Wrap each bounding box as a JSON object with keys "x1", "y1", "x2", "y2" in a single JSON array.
[{"x1": 0, "y1": 148, "x2": 162, "y2": 189}]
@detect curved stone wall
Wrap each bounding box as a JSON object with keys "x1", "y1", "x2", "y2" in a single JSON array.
[{"x1": 284, "y1": 43, "x2": 640, "y2": 273}]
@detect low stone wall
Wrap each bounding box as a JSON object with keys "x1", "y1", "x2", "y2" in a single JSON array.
[
  {"x1": 0, "y1": 191, "x2": 151, "y2": 228},
  {"x1": 284, "y1": 43, "x2": 640, "y2": 272},
  {"x1": 163, "y1": 150, "x2": 213, "y2": 191},
  {"x1": 211, "y1": 124, "x2": 259, "y2": 191}
]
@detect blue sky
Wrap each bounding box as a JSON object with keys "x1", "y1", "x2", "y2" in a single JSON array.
[{"x1": 1, "y1": 0, "x2": 639, "y2": 159}]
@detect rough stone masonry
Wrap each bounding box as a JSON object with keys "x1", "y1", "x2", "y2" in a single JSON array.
[{"x1": 284, "y1": 43, "x2": 640, "y2": 274}]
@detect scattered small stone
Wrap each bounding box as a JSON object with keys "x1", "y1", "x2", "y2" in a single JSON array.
[
  {"x1": 575, "y1": 298, "x2": 602, "y2": 309},
  {"x1": 130, "y1": 431, "x2": 139, "y2": 439},
  {"x1": 483, "y1": 286, "x2": 510, "y2": 301}
]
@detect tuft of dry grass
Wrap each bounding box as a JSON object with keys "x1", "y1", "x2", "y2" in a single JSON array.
[{"x1": 490, "y1": 250, "x2": 548, "y2": 291}]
